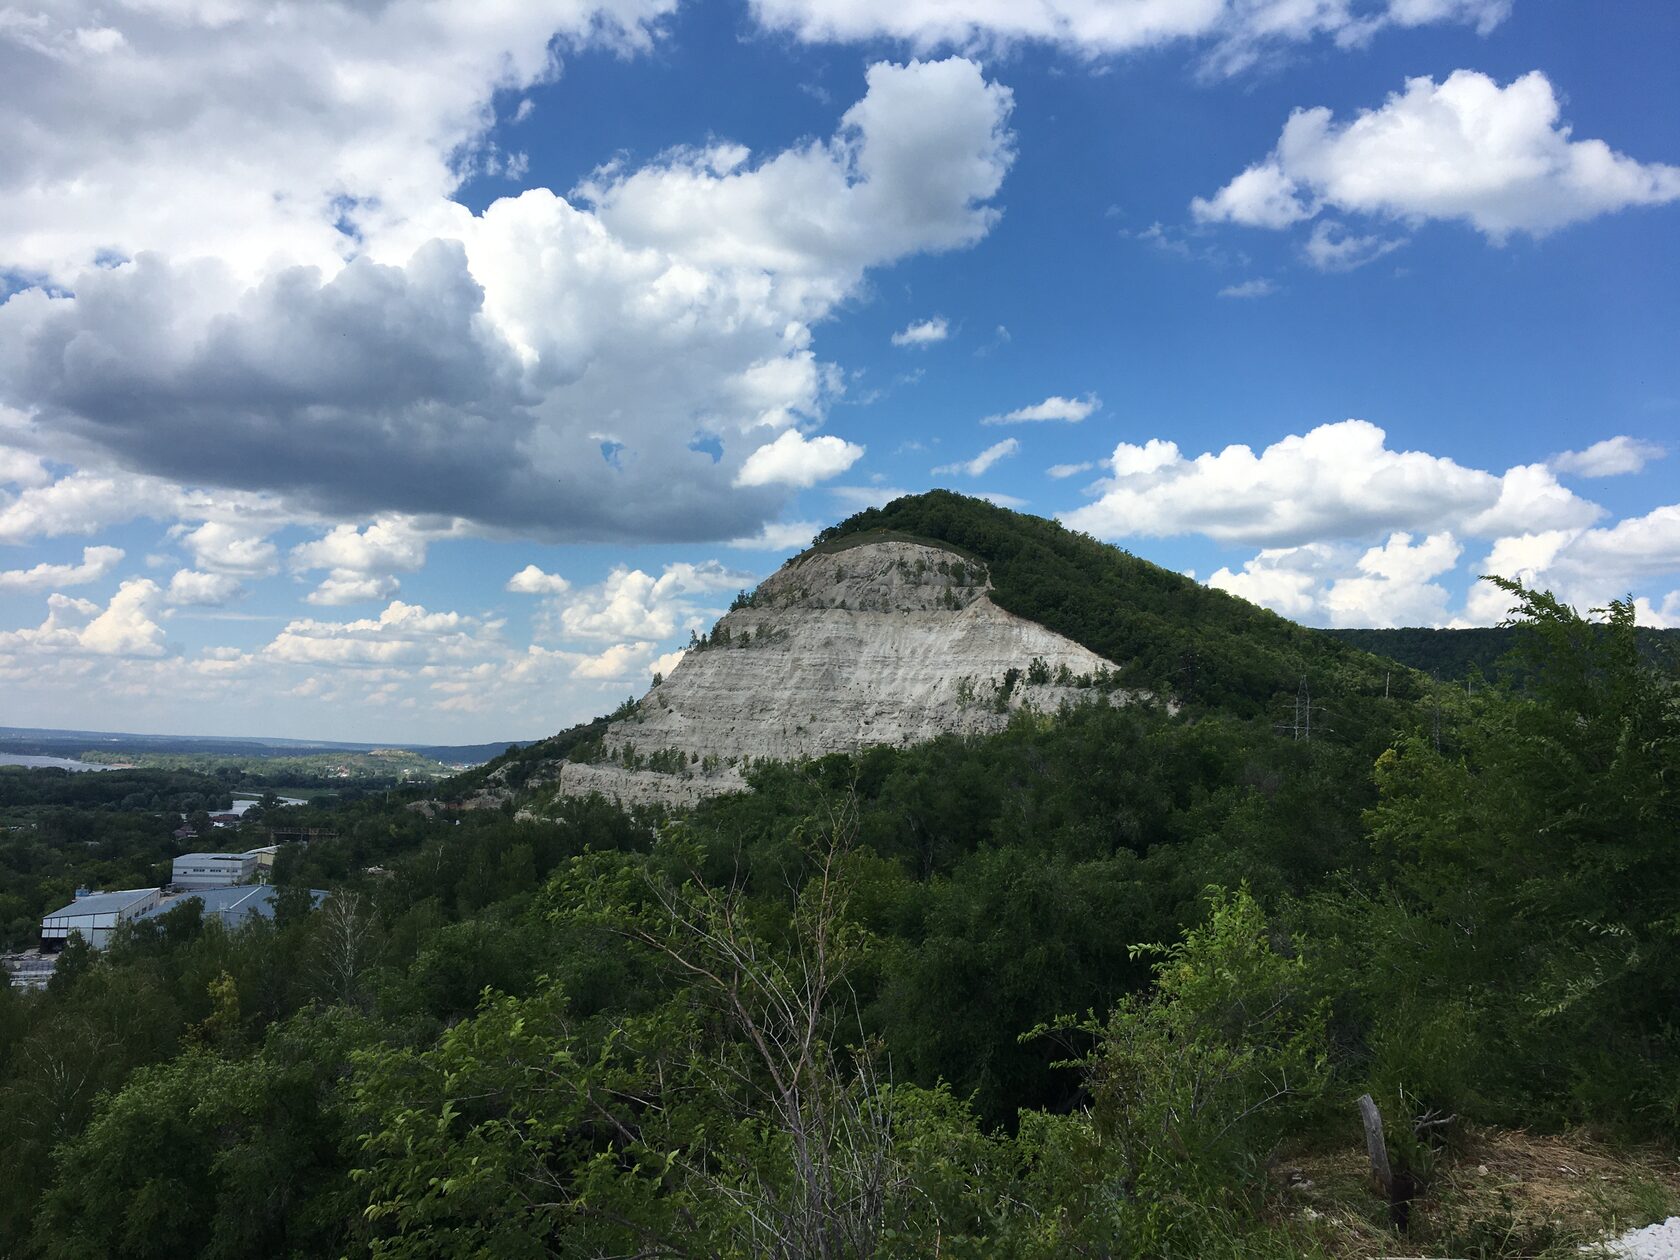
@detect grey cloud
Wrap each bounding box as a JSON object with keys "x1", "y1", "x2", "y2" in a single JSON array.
[
  {"x1": 0, "y1": 243, "x2": 778, "y2": 541},
  {"x1": 0, "y1": 57, "x2": 1012, "y2": 545}
]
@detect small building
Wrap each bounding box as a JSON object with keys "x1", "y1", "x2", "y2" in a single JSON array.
[
  {"x1": 172, "y1": 825, "x2": 198, "y2": 841},
  {"x1": 132, "y1": 885, "x2": 327, "y2": 933},
  {"x1": 172, "y1": 852, "x2": 259, "y2": 890},
  {"x1": 242, "y1": 844, "x2": 280, "y2": 877},
  {"x1": 40, "y1": 887, "x2": 165, "y2": 951},
  {"x1": 2, "y1": 950, "x2": 58, "y2": 990}
]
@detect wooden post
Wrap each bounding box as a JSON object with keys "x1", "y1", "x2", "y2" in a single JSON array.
[
  {"x1": 1358, "y1": 1093, "x2": 1415, "y2": 1230},
  {"x1": 1358, "y1": 1093, "x2": 1393, "y2": 1198}
]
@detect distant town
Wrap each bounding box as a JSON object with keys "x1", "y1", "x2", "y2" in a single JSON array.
[{"x1": 3, "y1": 794, "x2": 326, "y2": 990}]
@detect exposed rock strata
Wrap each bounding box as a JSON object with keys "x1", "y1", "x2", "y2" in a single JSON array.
[{"x1": 552, "y1": 539, "x2": 1131, "y2": 807}]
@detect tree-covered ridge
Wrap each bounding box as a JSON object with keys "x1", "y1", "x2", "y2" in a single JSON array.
[
  {"x1": 813, "y1": 490, "x2": 1421, "y2": 724},
  {"x1": 1324, "y1": 624, "x2": 1680, "y2": 681}
]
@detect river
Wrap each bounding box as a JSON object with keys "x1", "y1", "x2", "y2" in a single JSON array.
[{"x1": 0, "y1": 754, "x2": 113, "y2": 772}]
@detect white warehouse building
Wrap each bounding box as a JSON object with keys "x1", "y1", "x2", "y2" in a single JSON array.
[
  {"x1": 172, "y1": 852, "x2": 260, "y2": 890},
  {"x1": 40, "y1": 888, "x2": 165, "y2": 951}
]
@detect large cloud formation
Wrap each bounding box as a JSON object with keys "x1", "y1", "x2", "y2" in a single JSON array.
[
  {"x1": 1061, "y1": 420, "x2": 1599, "y2": 549},
  {"x1": 0, "y1": 17, "x2": 1014, "y2": 542},
  {"x1": 1061, "y1": 419, "x2": 1680, "y2": 629},
  {"x1": 0, "y1": 0, "x2": 679, "y2": 285},
  {"x1": 1194, "y1": 70, "x2": 1680, "y2": 243}
]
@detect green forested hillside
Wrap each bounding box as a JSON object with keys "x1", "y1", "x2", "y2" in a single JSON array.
[
  {"x1": 1324, "y1": 624, "x2": 1680, "y2": 680},
  {"x1": 1, "y1": 513, "x2": 1676, "y2": 1258},
  {"x1": 815, "y1": 491, "x2": 1421, "y2": 725}
]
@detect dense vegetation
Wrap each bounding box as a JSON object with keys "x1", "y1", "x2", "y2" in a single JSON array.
[
  {"x1": 815, "y1": 491, "x2": 1426, "y2": 732},
  {"x1": 1324, "y1": 623, "x2": 1680, "y2": 681},
  {"x1": 0, "y1": 499, "x2": 1675, "y2": 1256}
]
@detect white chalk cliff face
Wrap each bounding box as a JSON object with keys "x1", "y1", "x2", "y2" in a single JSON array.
[{"x1": 553, "y1": 539, "x2": 1129, "y2": 806}]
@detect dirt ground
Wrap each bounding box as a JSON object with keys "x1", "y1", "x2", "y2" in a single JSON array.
[{"x1": 1270, "y1": 1124, "x2": 1680, "y2": 1258}]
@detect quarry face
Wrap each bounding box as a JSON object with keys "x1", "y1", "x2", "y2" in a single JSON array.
[{"x1": 546, "y1": 538, "x2": 1130, "y2": 807}]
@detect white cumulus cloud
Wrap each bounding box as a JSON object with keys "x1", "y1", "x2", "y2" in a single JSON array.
[
  {"x1": 1195, "y1": 70, "x2": 1680, "y2": 241},
  {"x1": 165, "y1": 570, "x2": 244, "y2": 607},
  {"x1": 290, "y1": 518, "x2": 432, "y2": 578},
  {"x1": 1210, "y1": 531, "x2": 1462, "y2": 627},
  {"x1": 556, "y1": 560, "x2": 755, "y2": 642},
  {"x1": 0, "y1": 446, "x2": 50, "y2": 488},
  {"x1": 0, "y1": 578, "x2": 166, "y2": 656},
  {"x1": 933, "y1": 438, "x2": 1019, "y2": 477},
  {"x1": 305, "y1": 575, "x2": 402, "y2": 607},
  {"x1": 0, "y1": 0, "x2": 680, "y2": 286},
  {"x1": 726, "y1": 520, "x2": 821, "y2": 551},
  {"x1": 982, "y1": 394, "x2": 1100, "y2": 425},
  {"x1": 735, "y1": 430, "x2": 865, "y2": 488},
  {"x1": 506, "y1": 565, "x2": 572, "y2": 595},
  {"x1": 171, "y1": 521, "x2": 280, "y2": 577},
  {"x1": 891, "y1": 316, "x2": 950, "y2": 347},
  {"x1": 570, "y1": 641, "x2": 662, "y2": 681},
  {"x1": 0, "y1": 545, "x2": 123, "y2": 593},
  {"x1": 747, "y1": 0, "x2": 1510, "y2": 76},
  {"x1": 265, "y1": 601, "x2": 498, "y2": 667},
  {"x1": 1461, "y1": 504, "x2": 1680, "y2": 627},
  {"x1": 1062, "y1": 419, "x2": 1600, "y2": 549},
  {"x1": 290, "y1": 517, "x2": 441, "y2": 605},
  {"x1": 1550, "y1": 436, "x2": 1665, "y2": 478}
]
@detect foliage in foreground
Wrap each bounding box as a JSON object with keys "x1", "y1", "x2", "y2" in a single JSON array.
[{"x1": 0, "y1": 579, "x2": 1675, "y2": 1257}]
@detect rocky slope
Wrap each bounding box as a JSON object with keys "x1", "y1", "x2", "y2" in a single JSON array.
[{"x1": 549, "y1": 538, "x2": 1135, "y2": 806}]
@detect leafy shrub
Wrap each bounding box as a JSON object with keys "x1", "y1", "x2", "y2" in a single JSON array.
[{"x1": 1027, "y1": 887, "x2": 1329, "y2": 1254}]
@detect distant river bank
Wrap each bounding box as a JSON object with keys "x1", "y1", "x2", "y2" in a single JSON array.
[{"x1": 0, "y1": 754, "x2": 112, "y2": 772}]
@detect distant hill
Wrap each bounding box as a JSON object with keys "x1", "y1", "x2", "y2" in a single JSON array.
[
  {"x1": 1322, "y1": 625, "x2": 1680, "y2": 681},
  {"x1": 0, "y1": 726, "x2": 524, "y2": 767}
]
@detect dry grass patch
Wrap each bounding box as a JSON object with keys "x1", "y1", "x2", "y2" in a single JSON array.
[{"x1": 1268, "y1": 1124, "x2": 1680, "y2": 1259}]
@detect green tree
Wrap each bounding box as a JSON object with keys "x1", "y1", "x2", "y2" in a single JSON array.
[
  {"x1": 1356, "y1": 582, "x2": 1680, "y2": 1127},
  {"x1": 32, "y1": 1011, "x2": 375, "y2": 1260}
]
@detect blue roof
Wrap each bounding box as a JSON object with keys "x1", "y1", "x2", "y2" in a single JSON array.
[
  {"x1": 132, "y1": 885, "x2": 326, "y2": 926},
  {"x1": 42, "y1": 888, "x2": 159, "y2": 919}
]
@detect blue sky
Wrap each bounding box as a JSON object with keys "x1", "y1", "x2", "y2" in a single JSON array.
[{"x1": 0, "y1": 0, "x2": 1676, "y2": 743}]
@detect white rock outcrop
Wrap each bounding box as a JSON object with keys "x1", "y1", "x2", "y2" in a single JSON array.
[{"x1": 551, "y1": 539, "x2": 1130, "y2": 807}]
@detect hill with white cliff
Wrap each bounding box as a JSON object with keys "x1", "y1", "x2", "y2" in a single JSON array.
[
  {"x1": 551, "y1": 536, "x2": 1140, "y2": 805},
  {"x1": 469, "y1": 492, "x2": 1420, "y2": 809}
]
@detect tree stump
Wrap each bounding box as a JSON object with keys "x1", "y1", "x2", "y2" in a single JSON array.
[{"x1": 1358, "y1": 1093, "x2": 1414, "y2": 1230}]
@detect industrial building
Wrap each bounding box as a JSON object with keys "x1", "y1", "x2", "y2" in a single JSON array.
[
  {"x1": 39, "y1": 887, "x2": 165, "y2": 951},
  {"x1": 38, "y1": 883, "x2": 328, "y2": 953},
  {"x1": 36, "y1": 842, "x2": 310, "y2": 955},
  {"x1": 131, "y1": 884, "x2": 326, "y2": 932},
  {"x1": 172, "y1": 851, "x2": 259, "y2": 890}
]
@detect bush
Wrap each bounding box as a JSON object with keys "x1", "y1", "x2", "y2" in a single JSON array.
[{"x1": 1027, "y1": 887, "x2": 1329, "y2": 1254}]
